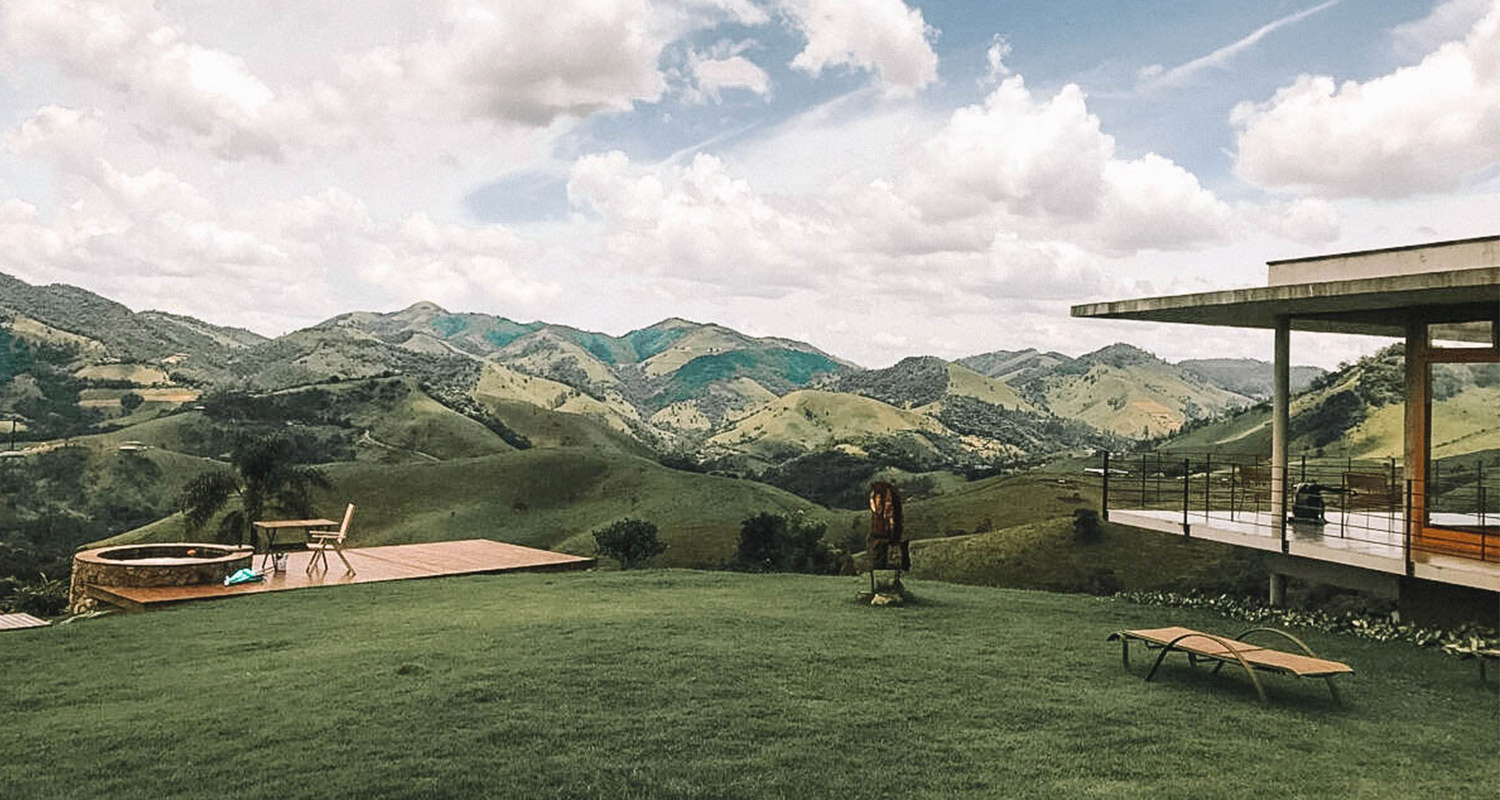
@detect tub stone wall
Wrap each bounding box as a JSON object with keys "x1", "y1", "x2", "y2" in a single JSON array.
[{"x1": 69, "y1": 547, "x2": 253, "y2": 613}]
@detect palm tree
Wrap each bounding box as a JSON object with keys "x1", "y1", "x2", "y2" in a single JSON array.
[{"x1": 179, "y1": 434, "x2": 332, "y2": 546}]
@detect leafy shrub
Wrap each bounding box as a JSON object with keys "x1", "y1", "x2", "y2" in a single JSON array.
[
  {"x1": 1116, "y1": 590, "x2": 1498, "y2": 657},
  {"x1": 734, "y1": 512, "x2": 832, "y2": 573},
  {"x1": 4, "y1": 573, "x2": 67, "y2": 617},
  {"x1": 1071, "y1": 508, "x2": 1102, "y2": 543},
  {"x1": 593, "y1": 518, "x2": 665, "y2": 569},
  {"x1": 119, "y1": 392, "x2": 144, "y2": 411}
]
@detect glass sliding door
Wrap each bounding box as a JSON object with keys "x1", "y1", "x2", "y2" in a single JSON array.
[{"x1": 1420, "y1": 318, "x2": 1500, "y2": 561}]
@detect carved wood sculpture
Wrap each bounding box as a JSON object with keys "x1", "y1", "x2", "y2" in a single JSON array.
[{"x1": 867, "y1": 481, "x2": 908, "y2": 572}]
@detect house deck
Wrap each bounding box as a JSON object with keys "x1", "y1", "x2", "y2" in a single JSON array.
[
  {"x1": 0, "y1": 613, "x2": 51, "y2": 631},
  {"x1": 1110, "y1": 508, "x2": 1500, "y2": 592},
  {"x1": 86, "y1": 539, "x2": 595, "y2": 612}
]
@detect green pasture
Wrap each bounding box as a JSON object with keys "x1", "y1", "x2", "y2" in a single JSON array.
[{"x1": 2, "y1": 571, "x2": 1493, "y2": 799}]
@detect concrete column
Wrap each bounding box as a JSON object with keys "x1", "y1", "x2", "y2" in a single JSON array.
[
  {"x1": 1269, "y1": 573, "x2": 1287, "y2": 607},
  {"x1": 1271, "y1": 317, "x2": 1290, "y2": 552}
]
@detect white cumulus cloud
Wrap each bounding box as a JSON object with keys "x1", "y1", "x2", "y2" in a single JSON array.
[
  {"x1": 781, "y1": 0, "x2": 939, "y2": 94},
  {"x1": 0, "y1": 0, "x2": 331, "y2": 161},
  {"x1": 904, "y1": 77, "x2": 1231, "y2": 253},
  {"x1": 1232, "y1": 1, "x2": 1500, "y2": 197},
  {"x1": 568, "y1": 150, "x2": 826, "y2": 296},
  {"x1": 680, "y1": 40, "x2": 772, "y2": 103}
]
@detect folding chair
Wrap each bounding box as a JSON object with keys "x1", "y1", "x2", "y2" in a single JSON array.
[{"x1": 307, "y1": 504, "x2": 356, "y2": 574}]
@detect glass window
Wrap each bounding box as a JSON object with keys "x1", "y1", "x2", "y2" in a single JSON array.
[
  {"x1": 1424, "y1": 363, "x2": 1500, "y2": 552},
  {"x1": 1428, "y1": 319, "x2": 1496, "y2": 349}
]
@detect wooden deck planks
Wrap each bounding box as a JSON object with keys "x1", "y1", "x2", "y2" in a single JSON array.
[
  {"x1": 90, "y1": 539, "x2": 594, "y2": 611},
  {"x1": 0, "y1": 612, "x2": 51, "y2": 631}
]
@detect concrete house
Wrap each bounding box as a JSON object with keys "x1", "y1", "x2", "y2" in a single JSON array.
[{"x1": 1073, "y1": 235, "x2": 1500, "y2": 622}]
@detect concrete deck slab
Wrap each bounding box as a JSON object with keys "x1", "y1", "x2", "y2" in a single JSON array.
[{"x1": 1110, "y1": 508, "x2": 1500, "y2": 592}]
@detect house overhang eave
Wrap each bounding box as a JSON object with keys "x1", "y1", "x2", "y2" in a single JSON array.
[{"x1": 1070, "y1": 266, "x2": 1500, "y2": 337}]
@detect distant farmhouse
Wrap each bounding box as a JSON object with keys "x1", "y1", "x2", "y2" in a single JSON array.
[{"x1": 1075, "y1": 236, "x2": 1500, "y2": 623}]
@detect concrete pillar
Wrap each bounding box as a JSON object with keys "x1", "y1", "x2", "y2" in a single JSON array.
[
  {"x1": 1271, "y1": 316, "x2": 1290, "y2": 552},
  {"x1": 1269, "y1": 573, "x2": 1287, "y2": 607}
]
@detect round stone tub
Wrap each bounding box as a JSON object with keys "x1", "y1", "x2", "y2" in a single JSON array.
[{"x1": 69, "y1": 543, "x2": 254, "y2": 612}]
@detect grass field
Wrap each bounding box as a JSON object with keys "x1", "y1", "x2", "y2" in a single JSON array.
[{"x1": 2, "y1": 571, "x2": 1494, "y2": 799}]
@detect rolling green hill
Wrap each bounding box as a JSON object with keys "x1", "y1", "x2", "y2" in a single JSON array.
[
  {"x1": 1019, "y1": 343, "x2": 1254, "y2": 438},
  {"x1": 4, "y1": 271, "x2": 1262, "y2": 476},
  {"x1": 1178, "y1": 358, "x2": 1326, "y2": 399},
  {"x1": 326, "y1": 302, "x2": 853, "y2": 445},
  {"x1": 1165, "y1": 346, "x2": 1499, "y2": 463},
  {"x1": 0, "y1": 271, "x2": 263, "y2": 384},
  {"x1": 705, "y1": 389, "x2": 952, "y2": 463},
  {"x1": 834, "y1": 356, "x2": 1035, "y2": 412},
  {"x1": 958, "y1": 347, "x2": 1073, "y2": 384},
  {"x1": 98, "y1": 446, "x2": 827, "y2": 569}
]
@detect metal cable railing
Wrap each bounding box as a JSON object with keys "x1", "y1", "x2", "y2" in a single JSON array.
[{"x1": 1097, "y1": 450, "x2": 1500, "y2": 564}]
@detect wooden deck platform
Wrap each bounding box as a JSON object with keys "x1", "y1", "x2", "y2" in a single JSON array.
[
  {"x1": 0, "y1": 613, "x2": 51, "y2": 631},
  {"x1": 86, "y1": 539, "x2": 594, "y2": 612}
]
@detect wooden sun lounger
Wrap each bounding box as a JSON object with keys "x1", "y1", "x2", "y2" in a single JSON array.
[{"x1": 1107, "y1": 626, "x2": 1353, "y2": 707}]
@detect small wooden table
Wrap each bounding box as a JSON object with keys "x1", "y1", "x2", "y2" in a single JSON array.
[{"x1": 252, "y1": 519, "x2": 337, "y2": 570}]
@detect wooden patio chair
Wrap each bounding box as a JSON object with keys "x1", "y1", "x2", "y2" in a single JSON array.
[
  {"x1": 1343, "y1": 471, "x2": 1400, "y2": 513},
  {"x1": 306, "y1": 504, "x2": 356, "y2": 575},
  {"x1": 1234, "y1": 464, "x2": 1273, "y2": 515}
]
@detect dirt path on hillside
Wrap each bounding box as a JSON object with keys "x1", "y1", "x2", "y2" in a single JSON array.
[{"x1": 359, "y1": 430, "x2": 441, "y2": 462}]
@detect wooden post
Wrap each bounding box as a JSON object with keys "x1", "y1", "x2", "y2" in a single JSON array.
[
  {"x1": 1404, "y1": 316, "x2": 1430, "y2": 566},
  {"x1": 1478, "y1": 461, "x2": 1487, "y2": 559}
]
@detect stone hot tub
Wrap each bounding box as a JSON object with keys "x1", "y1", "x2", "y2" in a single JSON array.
[{"x1": 69, "y1": 543, "x2": 254, "y2": 612}]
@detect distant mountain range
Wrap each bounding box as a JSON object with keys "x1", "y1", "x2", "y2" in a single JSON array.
[{"x1": 0, "y1": 271, "x2": 1328, "y2": 469}]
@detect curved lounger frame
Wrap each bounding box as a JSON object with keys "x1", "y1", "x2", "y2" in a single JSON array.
[
  {"x1": 1144, "y1": 630, "x2": 1271, "y2": 707},
  {"x1": 1110, "y1": 626, "x2": 1346, "y2": 708},
  {"x1": 1218, "y1": 627, "x2": 1344, "y2": 706}
]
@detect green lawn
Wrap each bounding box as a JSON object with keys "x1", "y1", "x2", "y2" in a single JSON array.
[{"x1": 3, "y1": 572, "x2": 1494, "y2": 799}]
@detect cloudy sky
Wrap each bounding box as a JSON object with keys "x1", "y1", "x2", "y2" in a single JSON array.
[{"x1": 2, "y1": 0, "x2": 1498, "y2": 368}]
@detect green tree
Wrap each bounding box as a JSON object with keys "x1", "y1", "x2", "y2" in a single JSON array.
[
  {"x1": 178, "y1": 434, "x2": 332, "y2": 546},
  {"x1": 119, "y1": 392, "x2": 144, "y2": 412},
  {"x1": 592, "y1": 518, "x2": 665, "y2": 569},
  {"x1": 734, "y1": 512, "x2": 831, "y2": 573}
]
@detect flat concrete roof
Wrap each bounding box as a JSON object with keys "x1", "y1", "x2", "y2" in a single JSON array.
[
  {"x1": 1071, "y1": 265, "x2": 1500, "y2": 336},
  {"x1": 1266, "y1": 234, "x2": 1500, "y2": 286}
]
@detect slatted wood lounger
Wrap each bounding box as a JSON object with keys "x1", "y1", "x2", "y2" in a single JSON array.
[{"x1": 1107, "y1": 626, "x2": 1353, "y2": 707}]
